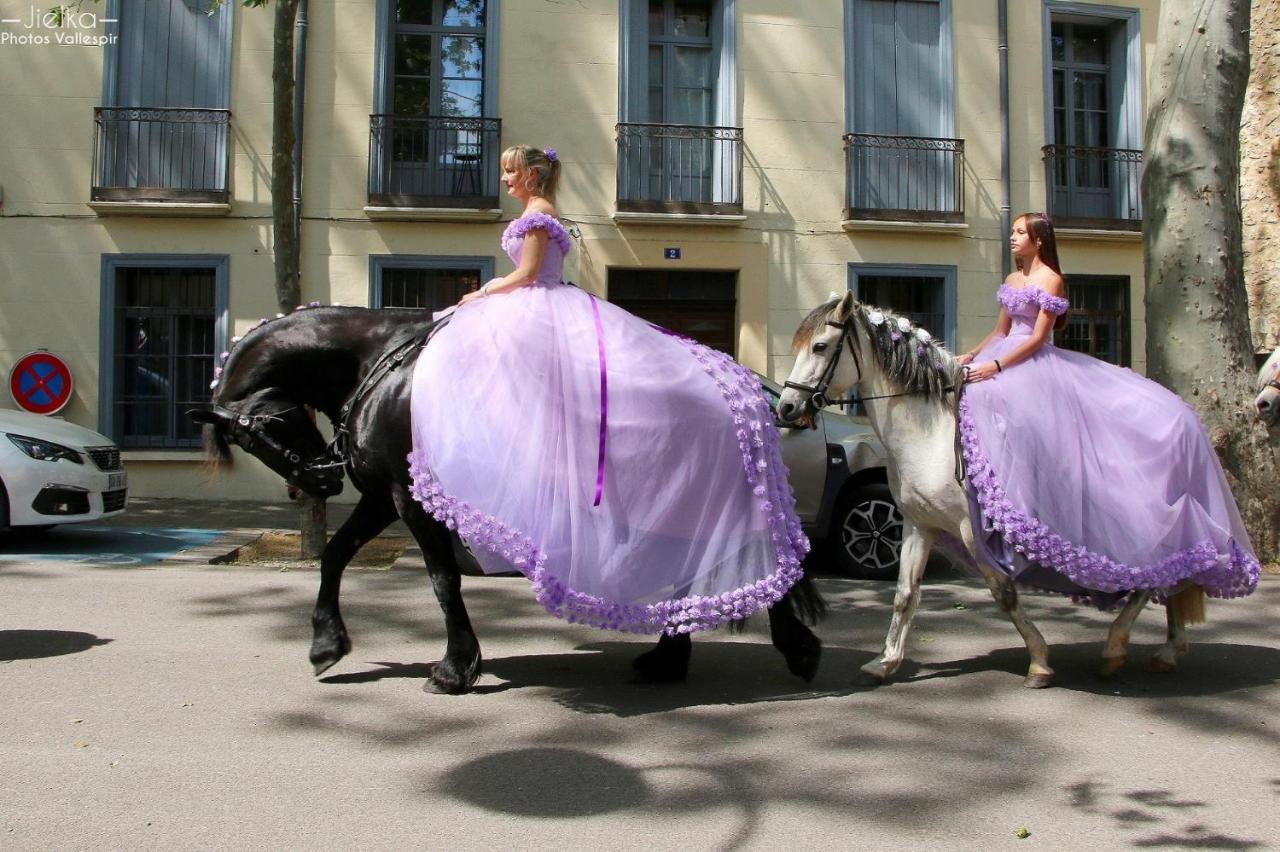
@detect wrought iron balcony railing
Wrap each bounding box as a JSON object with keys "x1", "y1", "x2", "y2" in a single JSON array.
[
  {"x1": 92, "y1": 107, "x2": 231, "y2": 203},
  {"x1": 843, "y1": 133, "x2": 965, "y2": 223},
  {"x1": 616, "y1": 123, "x2": 743, "y2": 215},
  {"x1": 368, "y1": 115, "x2": 501, "y2": 209},
  {"x1": 1042, "y1": 145, "x2": 1143, "y2": 230}
]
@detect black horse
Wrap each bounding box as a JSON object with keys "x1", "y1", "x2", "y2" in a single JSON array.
[{"x1": 192, "y1": 307, "x2": 823, "y2": 694}]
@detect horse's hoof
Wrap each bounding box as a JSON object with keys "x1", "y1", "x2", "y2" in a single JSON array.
[
  {"x1": 423, "y1": 661, "x2": 475, "y2": 695},
  {"x1": 1147, "y1": 657, "x2": 1177, "y2": 674},
  {"x1": 1097, "y1": 656, "x2": 1127, "y2": 679},
  {"x1": 1022, "y1": 672, "x2": 1054, "y2": 689},
  {"x1": 855, "y1": 667, "x2": 886, "y2": 687},
  {"x1": 312, "y1": 657, "x2": 339, "y2": 676},
  {"x1": 309, "y1": 633, "x2": 352, "y2": 677},
  {"x1": 782, "y1": 634, "x2": 822, "y2": 683},
  {"x1": 631, "y1": 635, "x2": 691, "y2": 684}
]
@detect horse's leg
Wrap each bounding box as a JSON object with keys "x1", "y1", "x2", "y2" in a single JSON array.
[
  {"x1": 857, "y1": 518, "x2": 933, "y2": 686},
  {"x1": 1149, "y1": 599, "x2": 1191, "y2": 673},
  {"x1": 1098, "y1": 590, "x2": 1152, "y2": 678},
  {"x1": 310, "y1": 494, "x2": 398, "y2": 675},
  {"x1": 394, "y1": 491, "x2": 482, "y2": 694},
  {"x1": 632, "y1": 633, "x2": 693, "y2": 683},
  {"x1": 972, "y1": 563, "x2": 1054, "y2": 688},
  {"x1": 767, "y1": 577, "x2": 824, "y2": 683}
]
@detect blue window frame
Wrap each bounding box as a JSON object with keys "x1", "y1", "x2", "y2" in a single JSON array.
[{"x1": 99, "y1": 255, "x2": 229, "y2": 448}]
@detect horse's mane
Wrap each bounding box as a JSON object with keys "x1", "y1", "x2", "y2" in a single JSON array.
[{"x1": 794, "y1": 298, "x2": 959, "y2": 403}]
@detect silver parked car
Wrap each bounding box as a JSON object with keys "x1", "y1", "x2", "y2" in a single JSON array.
[{"x1": 756, "y1": 375, "x2": 904, "y2": 580}]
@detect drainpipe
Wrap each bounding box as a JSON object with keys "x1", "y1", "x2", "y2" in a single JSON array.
[
  {"x1": 292, "y1": 0, "x2": 308, "y2": 254},
  {"x1": 998, "y1": 0, "x2": 1012, "y2": 279}
]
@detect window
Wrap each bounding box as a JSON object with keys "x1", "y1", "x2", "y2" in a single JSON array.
[
  {"x1": 617, "y1": 0, "x2": 740, "y2": 211},
  {"x1": 608, "y1": 269, "x2": 737, "y2": 356},
  {"x1": 1041, "y1": 4, "x2": 1143, "y2": 226},
  {"x1": 848, "y1": 264, "x2": 956, "y2": 348},
  {"x1": 390, "y1": 0, "x2": 487, "y2": 118},
  {"x1": 96, "y1": 0, "x2": 233, "y2": 201},
  {"x1": 844, "y1": 0, "x2": 959, "y2": 219},
  {"x1": 371, "y1": 0, "x2": 500, "y2": 206},
  {"x1": 100, "y1": 257, "x2": 228, "y2": 448},
  {"x1": 369, "y1": 256, "x2": 494, "y2": 311},
  {"x1": 1058, "y1": 275, "x2": 1129, "y2": 366}
]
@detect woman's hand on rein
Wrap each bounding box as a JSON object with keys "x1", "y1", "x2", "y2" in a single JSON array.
[{"x1": 964, "y1": 361, "x2": 1000, "y2": 383}]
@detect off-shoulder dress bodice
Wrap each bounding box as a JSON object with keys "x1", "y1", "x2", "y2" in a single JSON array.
[
  {"x1": 997, "y1": 283, "x2": 1069, "y2": 335},
  {"x1": 500, "y1": 212, "x2": 571, "y2": 287}
]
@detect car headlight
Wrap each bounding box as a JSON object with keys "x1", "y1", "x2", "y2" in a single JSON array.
[{"x1": 5, "y1": 434, "x2": 84, "y2": 464}]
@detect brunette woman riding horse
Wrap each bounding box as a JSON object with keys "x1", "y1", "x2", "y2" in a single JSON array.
[{"x1": 192, "y1": 307, "x2": 822, "y2": 694}]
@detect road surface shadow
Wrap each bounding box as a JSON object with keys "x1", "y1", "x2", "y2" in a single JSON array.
[
  {"x1": 907, "y1": 641, "x2": 1280, "y2": 697},
  {"x1": 323, "y1": 640, "x2": 880, "y2": 715},
  {"x1": 0, "y1": 629, "x2": 112, "y2": 661}
]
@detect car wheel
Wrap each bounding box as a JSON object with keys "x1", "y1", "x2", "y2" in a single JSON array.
[
  {"x1": 829, "y1": 482, "x2": 903, "y2": 581},
  {"x1": 0, "y1": 478, "x2": 8, "y2": 530}
]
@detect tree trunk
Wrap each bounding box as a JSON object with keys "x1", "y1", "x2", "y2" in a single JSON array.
[
  {"x1": 1143, "y1": 0, "x2": 1279, "y2": 562},
  {"x1": 269, "y1": 0, "x2": 325, "y2": 558},
  {"x1": 271, "y1": 0, "x2": 300, "y2": 315},
  {"x1": 1242, "y1": 0, "x2": 1280, "y2": 354}
]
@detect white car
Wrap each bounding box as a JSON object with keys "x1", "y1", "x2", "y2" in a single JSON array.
[{"x1": 0, "y1": 409, "x2": 127, "y2": 530}]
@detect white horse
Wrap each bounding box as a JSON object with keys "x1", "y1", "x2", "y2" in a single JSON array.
[
  {"x1": 778, "y1": 293, "x2": 1202, "y2": 689},
  {"x1": 1255, "y1": 349, "x2": 1280, "y2": 426}
]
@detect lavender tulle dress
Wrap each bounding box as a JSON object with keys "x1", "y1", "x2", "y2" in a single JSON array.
[
  {"x1": 408, "y1": 213, "x2": 808, "y2": 634},
  {"x1": 959, "y1": 283, "x2": 1260, "y2": 608}
]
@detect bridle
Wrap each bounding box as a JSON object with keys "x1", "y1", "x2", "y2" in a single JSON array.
[
  {"x1": 210, "y1": 402, "x2": 344, "y2": 497},
  {"x1": 783, "y1": 313, "x2": 956, "y2": 412},
  {"x1": 783, "y1": 318, "x2": 859, "y2": 411}
]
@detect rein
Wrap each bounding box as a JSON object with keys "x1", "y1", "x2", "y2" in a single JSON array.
[
  {"x1": 784, "y1": 316, "x2": 956, "y2": 406},
  {"x1": 784, "y1": 311, "x2": 967, "y2": 483},
  {"x1": 324, "y1": 332, "x2": 432, "y2": 465}
]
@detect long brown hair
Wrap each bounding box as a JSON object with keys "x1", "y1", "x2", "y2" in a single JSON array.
[
  {"x1": 1013, "y1": 212, "x2": 1067, "y2": 330},
  {"x1": 1013, "y1": 212, "x2": 1061, "y2": 274}
]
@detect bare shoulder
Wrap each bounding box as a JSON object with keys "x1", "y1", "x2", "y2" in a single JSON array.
[
  {"x1": 1035, "y1": 270, "x2": 1065, "y2": 297},
  {"x1": 1002, "y1": 272, "x2": 1021, "y2": 285},
  {"x1": 528, "y1": 198, "x2": 558, "y2": 218}
]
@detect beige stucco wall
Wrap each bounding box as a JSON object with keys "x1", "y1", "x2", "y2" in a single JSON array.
[{"x1": 0, "y1": 0, "x2": 1157, "y2": 502}]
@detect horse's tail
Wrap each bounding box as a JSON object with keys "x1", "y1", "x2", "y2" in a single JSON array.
[
  {"x1": 786, "y1": 570, "x2": 828, "y2": 625},
  {"x1": 1169, "y1": 585, "x2": 1207, "y2": 626}
]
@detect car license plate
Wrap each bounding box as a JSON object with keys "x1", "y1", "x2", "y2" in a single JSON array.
[{"x1": 108, "y1": 472, "x2": 127, "y2": 490}]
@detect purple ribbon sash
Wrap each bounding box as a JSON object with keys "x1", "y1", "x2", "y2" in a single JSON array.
[{"x1": 588, "y1": 294, "x2": 608, "y2": 507}]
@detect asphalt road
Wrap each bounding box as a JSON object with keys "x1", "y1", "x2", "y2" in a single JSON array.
[{"x1": 2, "y1": 516, "x2": 1278, "y2": 850}]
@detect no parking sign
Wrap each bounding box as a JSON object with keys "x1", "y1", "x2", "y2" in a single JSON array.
[{"x1": 9, "y1": 350, "x2": 74, "y2": 415}]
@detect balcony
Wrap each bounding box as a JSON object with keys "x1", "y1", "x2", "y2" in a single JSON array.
[
  {"x1": 615, "y1": 123, "x2": 743, "y2": 220},
  {"x1": 1042, "y1": 145, "x2": 1143, "y2": 232},
  {"x1": 367, "y1": 115, "x2": 501, "y2": 215},
  {"x1": 843, "y1": 133, "x2": 965, "y2": 225},
  {"x1": 91, "y1": 107, "x2": 230, "y2": 207}
]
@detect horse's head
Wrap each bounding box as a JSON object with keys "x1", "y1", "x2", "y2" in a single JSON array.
[
  {"x1": 1255, "y1": 348, "x2": 1280, "y2": 427},
  {"x1": 778, "y1": 292, "x2": 862, "y2": 426},
  {"x1": 190, "y1": 389, "x2": 344, "y2": 498}
]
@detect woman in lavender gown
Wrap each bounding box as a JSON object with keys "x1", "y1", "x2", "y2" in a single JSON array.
[
  {"x1": 956, "y1": 213, "x2": 1258, "y2": 606},
  {"x1": 408, "y1": 146, "x2": 808, "y2": 634}
]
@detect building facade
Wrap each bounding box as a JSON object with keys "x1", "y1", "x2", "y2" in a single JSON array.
[{"x1": 0, "y1": 0, "x2": 1158, "y2": 501}]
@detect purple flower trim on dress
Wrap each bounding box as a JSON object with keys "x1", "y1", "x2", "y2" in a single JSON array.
[
  {"x1": 958, "y1": 395, "x2": 1260, "y2": 600},
  {"x1": 407, "y1": 332, "x2": 810, "y2": 635},
  {"x1": 997, "y1": 284, "x2": 1069, "y2": 316},
  {"x1": 501, "y1": 212, "x2": 572, "y2": 256}
]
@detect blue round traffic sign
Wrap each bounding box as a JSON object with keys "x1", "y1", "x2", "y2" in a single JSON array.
[{"x1": 9, "y1": 350, "x2": 74, "y2": 415}]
